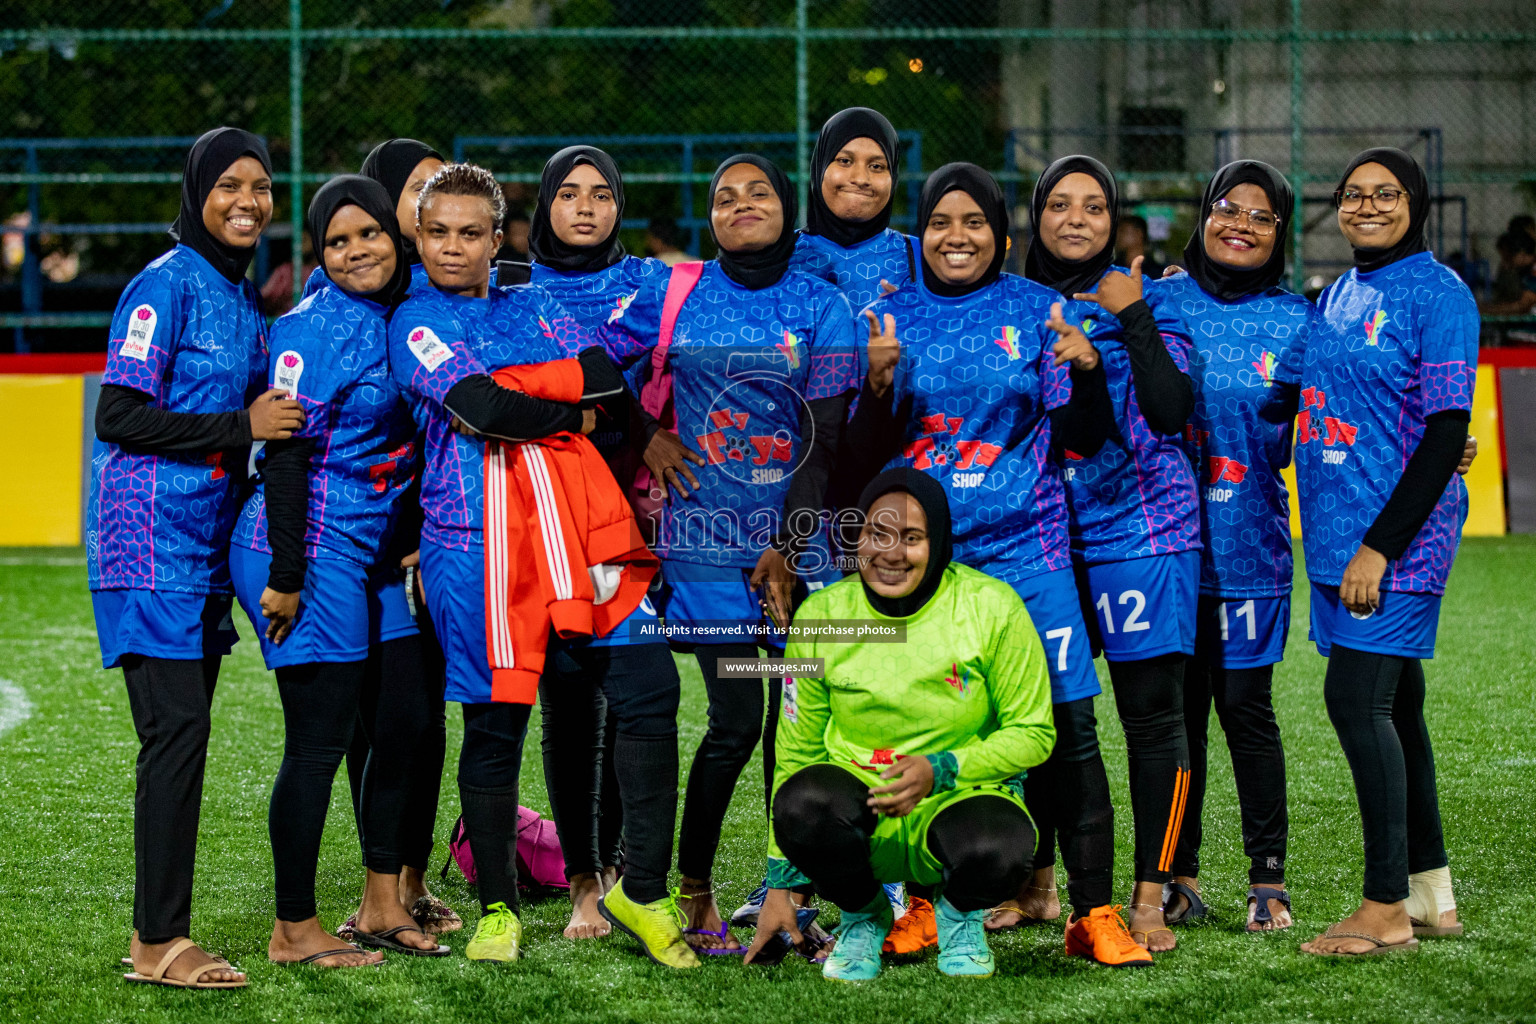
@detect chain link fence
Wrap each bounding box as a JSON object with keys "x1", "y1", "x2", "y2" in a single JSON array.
[{"x1": 3, "y1": 0, "x2": 1533, "y2": 349}]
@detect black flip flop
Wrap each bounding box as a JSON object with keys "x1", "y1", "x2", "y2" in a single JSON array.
[
  {"x1": 352, "y1": 925, "x2": 450, "y2": 957},
  {"x1": 1247, "y1": 886, "x2": 1292, "y2": 931},
  {"x1": 1162, "y1": 881, "x2": 1208, "y2": 925}
]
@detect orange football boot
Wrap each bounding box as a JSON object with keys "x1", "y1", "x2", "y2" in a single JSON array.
[
  {"x1": 882, "y1": 897, "x2": 938, "y2": 954},
  {"x1": 1064, "y1": 905, "x2": 1154, "y2": 967}
]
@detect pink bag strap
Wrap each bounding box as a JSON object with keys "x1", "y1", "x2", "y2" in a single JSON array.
[{"x1": 639, "y1": 261, "x2": 705, "y2": 423}]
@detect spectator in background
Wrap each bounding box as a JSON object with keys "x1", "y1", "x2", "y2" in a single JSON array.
[
  {"x1": 1508, "y1": 213, "x2": 1535, "y2": 241},
  {"x1": 261, "y1": 233, "x2": 317, "y2": 316},
  {"x1": 1486, "y1": 229, "x2": 1535, "y2": 309},
  {"x1": 1115, "y1": 214, "x2": 1165, "y2": 281},
  {"x1": 497, "y1": 205, "x2": 531, "y2": 263},
  {"x1": 644, "y1": 215, "x2": 694, "y2": 265}
]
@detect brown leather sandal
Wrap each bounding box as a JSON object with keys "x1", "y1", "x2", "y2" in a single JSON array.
[{"x1": 123, "y1": 938, "x2": 248, "y2": 989}]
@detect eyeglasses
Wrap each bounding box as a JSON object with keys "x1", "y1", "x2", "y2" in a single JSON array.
[
  {"x1": 1334, "y1": 187, "x2": 1406, "y2": 213},
  {"x1": 1210, "y1": 199, "x2": 1279, "y2": 236}
]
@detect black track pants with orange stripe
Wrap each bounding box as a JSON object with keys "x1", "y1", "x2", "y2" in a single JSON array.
[{"x1": 1108, "y1": 653, "x2": 1191, "y2": 885}]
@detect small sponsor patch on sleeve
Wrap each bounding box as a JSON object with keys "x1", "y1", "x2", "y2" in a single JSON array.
[
  {"x1": 119, "y1": 304, "x2": 157, "y2": 360},
  {"x1": 406, "y1": 326, "x2": 454, "y2": 371},
  {"x1": 607, "y1": 290, "x2": 637, "y2": 324},
  {"x1": 273, "y1": 350, "x2": 304, "y2": 397}
]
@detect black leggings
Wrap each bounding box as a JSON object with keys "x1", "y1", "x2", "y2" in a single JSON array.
[
  {"x1": 122, "y1": 653, "x2": 221, "y2": 944},
  {"x1": 1323, "y1": 645, "x2": 1447, "y2": 903},
  {"x1": 1023, "y1": 696, "x2": 1115, "y2": 915},
  {"x1": 539, "y1": 642, "x2": 682, "y2": 903},
  {"x1": 457, "y1": 701, "x2": 534, "y2": 914},
  {"x1": 1174, "y1": 658, "x2": 1287, "y2": 885},
  {"x1": 676, "y1": 644, "x2": 783, "y2": 880},
  {"x1": 773, "y1": 764, "x2": 1034, "y2": 913},
  {"x1": 270, "y1": 636, "x2": 432, "y2": 922},
  {"x1": 1107, "y1": 653, "x2": 1190, "y2": 885},
  {"x1": 346, "y1": 603, "x2": 448, "y2": 873}
]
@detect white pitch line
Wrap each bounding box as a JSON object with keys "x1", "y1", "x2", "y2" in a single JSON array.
[
  {"x1": 0, "y1": 556, "x2": 86, "y2": 566},
  {"x1": 0, "y1": 678, "x2": 33, "y2": 737}
]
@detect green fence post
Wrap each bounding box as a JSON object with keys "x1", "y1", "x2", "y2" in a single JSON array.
[
  {"x1": 1289, "y1": 0, "x2": 1305, "y2": 292},
  {"x1": 796, "y1": 0, "x2": 809, "y2": 217},
  {"x1": 289, "y1": 0, "x2": 304, "y2": 305}
]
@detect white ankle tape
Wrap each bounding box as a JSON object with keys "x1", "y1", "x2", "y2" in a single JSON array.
[{"x1": 1405, "y1": 866, "x2": 1455, "y2": 921}]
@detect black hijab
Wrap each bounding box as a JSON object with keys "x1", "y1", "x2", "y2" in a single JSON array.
[
  {"x1": 916, "y1": 162, "x2": 1008, "y2": 298},
  {"x1": 855, "y1": 468, "x2": 954, "y2": 619},
  {"x1": 806, "y1": 107, "x2": 899, "y2": 249},
  {"x1": 359, "y1": 138, "x2": 443, "y2": 261},
  {"x1": 1337, "y1": 147, "x2": 1430, "y2": 274},
  {"x1": 307, "y1": 175, "x2": 410, "y2": 309},
  {"x1": 528, "y1": 145, "x2": 627, "y2": 274},
  {"x1": 1022, "y1": 155, "x2": 1119, "y2": 300},
  {"x1": 168, "y1": 127, "x2": 272, "y2": 285},
  {"x1": 708, "y1": 154, "x2": 798, "y2": 290},
  {"x1": 1183, "y1": 159, "x2": 1293, "y2": 302}
]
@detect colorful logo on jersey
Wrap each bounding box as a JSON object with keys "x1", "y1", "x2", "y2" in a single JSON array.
[
  {"x1": 274, "y1": 350, "x2": 304, "y2": 398},
  {"x1": 1206, "y1": 456, "x2": 1249, "y2": 484},
  {"x1": 904, "y1": 413, "x2": 1002, "y2": 475},
  {"x1": 994, "y1": 325, "x2": 1022, "y2": 360},
  {"x1": 695, "y1": 407, "x2": 793, "y2": 467},
  {"x1": 367, "y1": 441, "x2": 418, "y2": 493},
  {"x1": 1295, "y1": 386, "x2": 1359, "y2": 451},
  {"x1": 119, "y1": 303, "x2": 158, "y2": 360},
  {"x1": 1364, "y1": 310, "x2": 1387, "y2": 346},
  {"x1": 777, "y1": 330, "x2": 802, "y2": 369},
  {"x1": 1081, "y1": 318, "x2": 1094, "y2": 335},
  {"x1": 406, "y1": 326, "x2": 454, "y2": 371},
  {"x1": 945, "y1": 662, "x2": 972, "y2": 696},
  {"x1": 869, "y1": 748, "x2": 896, "y2": 766},
  {"x1": 537, "y1": 315, "x2": 554, "y2": 339},
  {"x1": 608, "y1": 290, "x2": 636, "y2": 324},
  {"x1": 1252, "y1": 350, "x2": 1278, "y2": 384}
]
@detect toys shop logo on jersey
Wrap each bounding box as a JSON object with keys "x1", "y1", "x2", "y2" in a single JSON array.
[
  {"x1": 1296, "y1": 386, "x2": 1359, "y2": 465},
  {"x1": 904, "y1": 412, "x2": 1002, "y2": 489},
  {"x1": 698, "y1": 350, "x2": 814, "y2": 486}
]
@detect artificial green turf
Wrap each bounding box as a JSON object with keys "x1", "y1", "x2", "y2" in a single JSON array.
[{"x1": 0, "y1": 540, "x2": 1533, "y2": 1023}]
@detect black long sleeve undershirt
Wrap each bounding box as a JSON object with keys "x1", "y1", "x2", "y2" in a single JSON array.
[
  {"x1": 776, "y1": 392, "x2": 852, "y2": 563},
  {"x1": 830, "y1": 377, "x2": 911, "y2": 545},
  {"x1": 262, "y1": 436, "x2": 313, "y2": 593},
  {"x1": 443, "y1": 374, "x2": 583, "y2": 441},
  {"x1": 1049, "y1": 362, "x2": 1114, "y2": 459},
  {"x1": 1115, "y1": 299, "x2": 1194, "y2": 435},
  {"x1": 95, "y1": 383, "x2": 252, "y2": 452},
  {"x1": 1362, "y1": 410, "x2": 1471, "y2": 560}
]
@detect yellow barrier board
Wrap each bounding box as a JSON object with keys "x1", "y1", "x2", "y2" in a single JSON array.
[{"x1": 0, "y1": 375, "x2": 84, "y2": 545}]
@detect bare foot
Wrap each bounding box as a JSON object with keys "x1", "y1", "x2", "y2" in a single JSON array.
[
  {"x1": 357, "y1": 870, "x2": 440, "y2": 951},
  {"x1": 986, "y1": 867, "x2": 1060, "y2": 931},
  {"x1": 1128, "y1": 882, "x2": 1177, "y2": 952},
  {"x1": 1247, "y1": 884, "x2": 1292, "y2": 932},
  {"x1": 1301, "y1": 898, "x2": 1414, "y2": 955},
  {"x1": 677, "y1": 877, "x2": 741, "y2": 952},
  {"x1": 600, "y1": 865, "x2": 620, "y2": 891},
  {"x1": 130, "y1": 934, "x2": 245, "y2": 985},
  {"x1": 564, "y1": 872, "x2": 612, "y2": 939},
  {"x1": 398, "y1": 865, "x2": 430, "y2": 910},
  {"x1": 269, "y1": 917, "x2": 383, "y2": 967}
]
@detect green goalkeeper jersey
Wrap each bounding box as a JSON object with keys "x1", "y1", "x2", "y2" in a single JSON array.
[{"x1": 767, "y1": 562, "x2": 1056, "y2": 874}]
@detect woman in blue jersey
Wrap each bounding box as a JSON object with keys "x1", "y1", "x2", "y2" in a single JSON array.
[
  {"x1": 228, "y1": 175, "x2": 448, "y2": 965},
  {"x1": 525, "y1": 144, "x2": 684, "y2": 944},
  {"x1": 1154, "y1": 161, "x2": 1309, "y2": 933},
  {"x1": 1298, "y1": 148, "x2": 1473, "y2": 957},
  {"x1": 1022, "y1": 155, "x2": 1199, "y2": 954},
  {"x1": 90, "y1": 127, "x2": 301, "y2": 989},
  {"x1": 598, "y1": 154, "x2": 861, "y2": 953},
  {"x1": 791, "y1": 107, "x2": 915, "y2": 313},
  {"x1": 390, "y1": 163, "x2": 695, "y2": 968},
  {"x1": 842, "y1": 162, "x2": 1151, "y2": 968}
]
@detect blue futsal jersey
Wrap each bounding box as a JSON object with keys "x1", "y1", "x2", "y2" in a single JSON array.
[
  {"x1": 389, "y1": 283, "x2": 594, "y2": 549},
  {"x1": 1296, "y1": 252, "x2": 1477, "y2": 595},
  {"x1": 598, "y1": 263, "x2": 861, "y2": 569},
  {"x1": 1061, "y1": 269, "x2": 1201, "y2": 566},
  {"x1": 1165, "y1": 272, "x2": 1313, "y2": 598},
  {"x1": 87, "y1": 245, "x2": 268, "y2": 594},
  {"x1": 233, "y1": 279, "x2": 419, "y2": 565},
  {"x1": 870, "y1": 270, "x2": 1072, "y2": 583},
  {"x1": 791, "y1": 229, "x2": 916, "y2": 314}
]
